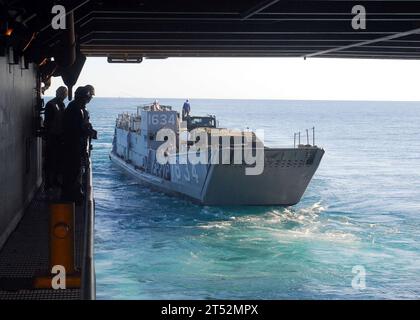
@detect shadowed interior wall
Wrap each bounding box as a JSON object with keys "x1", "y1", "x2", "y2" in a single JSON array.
[{"x1": 0, "y1": 56, "x2": 42, "y2": 249}]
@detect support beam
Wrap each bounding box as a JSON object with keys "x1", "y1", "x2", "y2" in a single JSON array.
[
  {"x1": 241, "y1": 0, "x2": 282, "y2": 20},
  {"x1": 305, "y1": 26, "x2": 420, "y2": 58}
]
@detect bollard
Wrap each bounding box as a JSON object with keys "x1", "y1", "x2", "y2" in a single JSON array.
[
  {"x1": 50, "y1": 203, "x2": 76, "y2": 274},
  {"x1": 33, "y1": 202, "x2": 81, "y2": 289}
]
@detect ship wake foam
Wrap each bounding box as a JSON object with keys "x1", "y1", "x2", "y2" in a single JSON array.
[{"x1": 198, "y1": 202, "x2": 358, "y2": 243}]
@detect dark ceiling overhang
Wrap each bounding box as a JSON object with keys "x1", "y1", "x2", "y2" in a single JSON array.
[{"x1": 4, "y1": 0, "x2": 420, "y2": 60}]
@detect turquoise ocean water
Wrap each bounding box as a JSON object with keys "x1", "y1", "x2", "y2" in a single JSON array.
[{"x1": 88, "y1": 98, "x2": 420, "y2": 299}]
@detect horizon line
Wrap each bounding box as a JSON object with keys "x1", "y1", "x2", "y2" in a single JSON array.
[{"x1": 42, "y1": 96, "x2": 420, "y2": 103}]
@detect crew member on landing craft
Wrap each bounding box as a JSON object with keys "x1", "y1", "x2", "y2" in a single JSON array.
[
  {"x1": 44, "y1": 86, "x2": 68, "y2": 191},
  {"x1": 182, "y1": 99, "x2": 191, "y2": 120},
  {"x1": 151, "y1": 99, "x2": 162, "y2": 111}
]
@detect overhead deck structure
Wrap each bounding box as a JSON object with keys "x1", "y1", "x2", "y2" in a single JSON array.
[
  {"x1": 4, "y1": 0, "x2": 420, "y2": 61},
  {"x1": 1, "y1": 0, "x2": 420, "y2": 299},
  {"x1": 79, "y1": 0, "x2": 420, "y2": 60}
]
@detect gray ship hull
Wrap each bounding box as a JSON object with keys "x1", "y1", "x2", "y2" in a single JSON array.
[{"x1": 109, "y1": 147, "x2": 324, "y2": 206}]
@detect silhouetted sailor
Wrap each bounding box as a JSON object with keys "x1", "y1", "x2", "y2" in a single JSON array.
[
  {"x1": 62, "y1": 86, "x2": 91, "y2": 204},
  {"x1": 85, "y1": 84, "x2": 95, "y2": 104},
  {"x1": 44, "y1": 86, "x2": 67, "y2": 190},
  {"x1": 82, "y1": 84, "x2": 98, "y2": 148}
]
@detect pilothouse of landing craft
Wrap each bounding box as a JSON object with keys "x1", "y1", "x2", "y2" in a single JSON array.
[{"x1": 109, "y1": 103, "x2": 324, "y2": 205}]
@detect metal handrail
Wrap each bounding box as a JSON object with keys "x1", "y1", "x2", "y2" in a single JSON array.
[
  {"x1": 80, "y1": 142, "x2": 96, "y2": 300},
  {"x1": 294, "y1": 127, "x2": 316, "y2": 148}
]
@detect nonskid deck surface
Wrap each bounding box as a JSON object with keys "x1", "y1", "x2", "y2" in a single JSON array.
[{"x1": 0, "y1": 188, "x2": 84, "y2": 299}]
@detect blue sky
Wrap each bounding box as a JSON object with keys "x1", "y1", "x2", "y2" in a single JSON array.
[{"x1": 47, "y1": 57, "x2": 420, "y2": 101}]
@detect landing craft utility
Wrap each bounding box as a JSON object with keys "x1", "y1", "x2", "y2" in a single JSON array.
[{"x1": 109, "y1": 103, "x2": 324, "y2": 205}]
